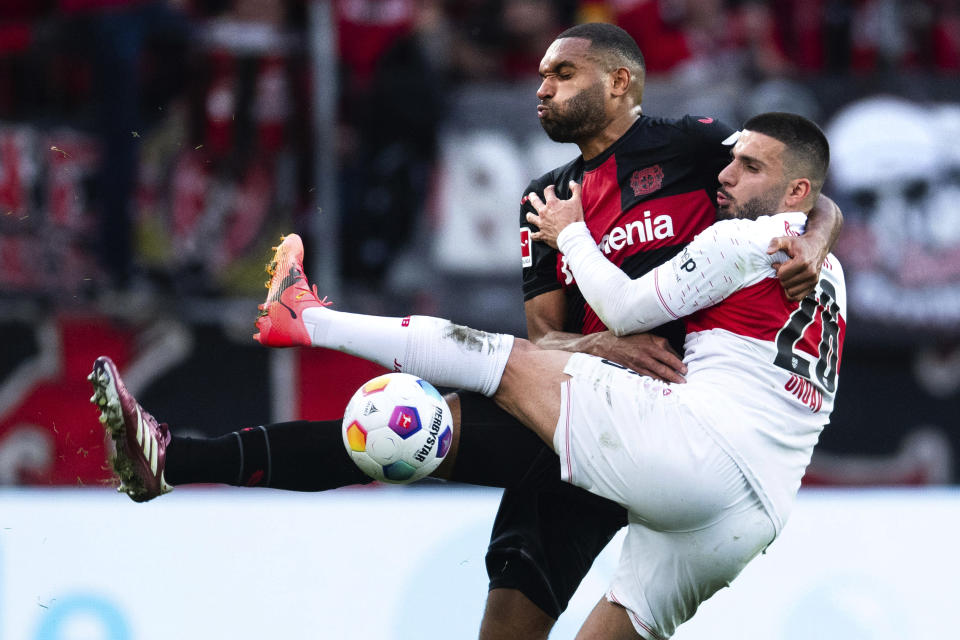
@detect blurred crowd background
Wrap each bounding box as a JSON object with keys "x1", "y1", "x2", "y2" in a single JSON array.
[{"x1": 0, "y1": 0, "x2": 958, "y2": 489}]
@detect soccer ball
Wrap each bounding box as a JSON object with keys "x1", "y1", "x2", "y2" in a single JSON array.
[{"x1": 342, "y1": 373, "x2": 454, "y2": 484}]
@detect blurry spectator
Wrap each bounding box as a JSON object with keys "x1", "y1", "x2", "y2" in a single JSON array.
[
  {"x1": 336, "y1": 0, "x2": 576, "y2": 284},
  {"x1": 931, "y1": 1, "x2": 960, "y2": 70},
  {"x1": 585, "y1": 0, "x2": 791, "y2": 80},
  {"x1": 443, "y1": 0, "x2": 578, "y2": 80},
  {"x1": 339, "y1": 0, "x2": 447, "y2": 282},
  {"x1": 774, "y1": 0, "x2": 960, "y2": 74},
  {"x1": 0, "y1": 2, "x2": 52, "y2": 119},
  {"x1": 768, "y1": 0, "x2": 828, "y2": 70},
  {"x1": 56, "y1": 0, "x2": 190, "y2": 294},
  {"x1": 148, "y1": 0, "x2": 308, "y2": 295},
  {"x1": 578, "y1": 0, "x2": 697, "y2": 74},
  {"x1": 443, "y1": 0, "x2": 505, "y2": 80},
  {"x1": 500, "y1": 0, "x2": 570, "y2": 79},
  {"x1": 335, "y1": 0, "x2": 416, "y2": 141},
  {"x1": 336, "y1": 0, "x2": 416, "y2": 92},
  {"x1": 489, "y1": 0, "x2": 576, "y2": 79},
  {"x1": 726, "y1": 0, "x2": 791, "y2": 79},
  {"x1": 192, "y1": 0, "x2": 302, "y2": 163}
]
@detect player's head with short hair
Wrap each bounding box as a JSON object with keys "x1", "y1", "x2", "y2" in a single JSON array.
[
  {"x1": 537, "y1": 23, "x2": 646, "y2": 146},
  {"x1": 555, "y1": 23, "x2": 646, "y2": 103},
  {"x1": 742, "y1": 112, "x2": 830, "y2": 197},
  {"x1": 717, "y1": 112, "x2": 830, "y2": 220}
]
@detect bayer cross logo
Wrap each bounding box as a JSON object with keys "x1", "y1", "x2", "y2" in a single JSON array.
[{"x1": 630, "y1": 165, "x2": 664, "y2": 196}]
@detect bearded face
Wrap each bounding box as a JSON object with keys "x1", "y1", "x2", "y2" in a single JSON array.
[
  {"x1": 539, "y1": 80, "x2": 607, "y2": 144},
  {"x1": 717, "y1": 185, "x2": 786, "y2": 221}
]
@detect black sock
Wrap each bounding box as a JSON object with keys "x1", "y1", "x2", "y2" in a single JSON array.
[
  {"x1": 165, "y1": 396, "x2": 548, "y2": 491},
  {"x1": 165, "y1": 420, "x2": 372, "y2": 490},
  {"x1": 450, "y1": 391, "x2": 551, "y2": 489}
]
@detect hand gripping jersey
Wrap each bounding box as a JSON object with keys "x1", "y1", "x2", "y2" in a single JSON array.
[
  {"x1": 557, "y1": 212, "x2": 847, "y2": 532},
  {"x1": 520, "y1": 114, "x2": 736, "y2": 348}
]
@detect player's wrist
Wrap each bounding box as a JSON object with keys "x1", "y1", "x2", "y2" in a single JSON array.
[
  {"x1": 557, "y1": 221, "x2": 590, "y2": 254},
  {"x1": 583, "y1": 331, "x2": 612, "y2": 357}
]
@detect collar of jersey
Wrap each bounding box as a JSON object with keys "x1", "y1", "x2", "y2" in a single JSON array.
[{"x1": 582, "y1": 116, "x2": 646, "y2": 173}]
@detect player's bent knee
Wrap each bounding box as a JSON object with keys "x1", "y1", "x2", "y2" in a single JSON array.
[
  {"x1": 508, "y1": 337, "x2": 538, "y2": 354},
  {"x1": 495, "y1": 343, "x2": 571, "y2": 448},
  {"x1": 575, "y1": 598, "x2": 642, "y2": 640},
  {"x1": 506, "y1": 339, "x2": 572, "y2": 374}
]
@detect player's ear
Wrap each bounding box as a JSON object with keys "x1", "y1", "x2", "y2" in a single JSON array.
[
  {"x1": 785, "y1": 178, "x2": 812, "y2": 208},
  {"x1": 610, "y1": 67, "x2": 631, "y2": 97}
]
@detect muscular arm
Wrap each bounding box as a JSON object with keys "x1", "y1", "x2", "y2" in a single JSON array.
[
  {"x1": 526, "y1": 289, "x2": 686, "y2": 382},
  {"x1": 770, "y1": 193, "x2": 843, "y2": 300}
]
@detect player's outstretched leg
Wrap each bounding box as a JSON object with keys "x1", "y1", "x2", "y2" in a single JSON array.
[
  {"x1": 89, "y1": 356, "x2": 172, "y2": 502},
  {"x1": 254, "y1": 233, "x2": 332, "y2": 347},
  {"x1": 253, "y1": 233, "x2": 513, "y2": 398}
]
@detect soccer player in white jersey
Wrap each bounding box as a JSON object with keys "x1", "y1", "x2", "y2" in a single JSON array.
[
  {"x1": 252, "y1": 111, "x2": 844, "y2": 638},
  {"x1": 91, "y1": 112, "x2": 843, "y2": 639}
]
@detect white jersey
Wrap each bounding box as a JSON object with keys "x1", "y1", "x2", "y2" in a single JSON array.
[{"x1": 557, "y1": 212, "x2": 847, "y2": 533}]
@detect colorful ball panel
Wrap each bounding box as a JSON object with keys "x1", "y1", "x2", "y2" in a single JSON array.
[
  {"x1": 388, "y1": 405, "x2": 421, "y2": 438},
  {"x1": 417, "y1": 379, "x2": 444, "y2": 403},
  {"x1": 383, "y1": 460, "x2": 417, "y2": 482},
  {"x1": 362, "y1": 375, "x2": 392, "y2": 395},
  {"x1": 345, "y1": 421, "x2": 367, "y2": 452},
  {"x1": 437, "y1": 426, "x2": 453, "y2": 458}
]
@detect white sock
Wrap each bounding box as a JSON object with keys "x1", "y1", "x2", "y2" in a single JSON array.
[{"x1": 301, "y1": 308, "x2": 514, "y2": 397}]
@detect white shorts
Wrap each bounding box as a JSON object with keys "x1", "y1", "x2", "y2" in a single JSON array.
[{"x1": 554, "y1": 353, "x2": 775, "y2": 639}]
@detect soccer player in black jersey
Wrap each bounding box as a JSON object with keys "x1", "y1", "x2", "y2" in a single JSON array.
[
  {"x1": 90, "y1": 23, "x2": 841, "y2": 640},
  {"x1": 478, "y1": 24, "x2": 840, "y2": 639}
]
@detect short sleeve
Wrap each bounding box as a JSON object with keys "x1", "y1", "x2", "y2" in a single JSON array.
[
  {"x1": 680, "y1": 115, "x2": 738, "y2": 184},
  {"x1": 520, "y1": 178, "x2": 562, "y2": 300}
]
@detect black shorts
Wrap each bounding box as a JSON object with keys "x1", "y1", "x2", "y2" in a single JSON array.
[{"x1": 455, "y1": 392, "x2": 628, "y2": 620}]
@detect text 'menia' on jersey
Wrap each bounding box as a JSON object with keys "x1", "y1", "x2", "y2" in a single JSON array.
[
  {"x1": 520, "y1": 114, "x2": 737, "y2": 339},
  {"x1": 558, "y1": 211, "x2": 846, "y2": 534}
]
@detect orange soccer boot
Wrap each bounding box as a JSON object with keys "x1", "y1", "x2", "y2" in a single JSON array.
[{"x1": 253, "y1": 233, "x2": 332, "y2": 347}]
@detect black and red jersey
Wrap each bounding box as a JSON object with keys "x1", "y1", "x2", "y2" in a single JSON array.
[{"x1": 520, "y1": 114, "x2": 736, "y2": 347}]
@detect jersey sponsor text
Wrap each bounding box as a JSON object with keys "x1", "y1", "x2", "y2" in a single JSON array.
[{"x1": 599, "y1": 211, "x2": 675, "y2": 255}]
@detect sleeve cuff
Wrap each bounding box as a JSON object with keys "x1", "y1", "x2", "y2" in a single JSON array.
[{"x1": 557, "y1": 221, "x2": 591, "y2": 254}]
